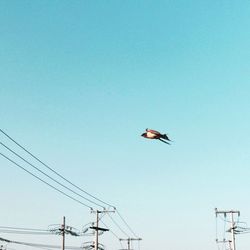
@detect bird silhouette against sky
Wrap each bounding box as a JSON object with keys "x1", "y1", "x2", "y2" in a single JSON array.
[{"x1": 141, "y1": 128, "x2": 171, "y2": 144}]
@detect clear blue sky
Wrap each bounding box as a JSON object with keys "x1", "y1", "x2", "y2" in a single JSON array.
[{"x1": 1, "y1": 1, "x2": 250, "y2": 250}]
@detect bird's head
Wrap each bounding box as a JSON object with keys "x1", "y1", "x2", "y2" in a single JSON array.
[{"x1": 141, "y1": 133, "x2": 147, "y2": 138}]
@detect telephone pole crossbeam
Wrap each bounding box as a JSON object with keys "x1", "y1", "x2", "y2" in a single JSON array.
[
  {"x1": 119, "y1": 238, "x2": 142, "y2": 250},
  {"x1": 91, "y1": 210, "x2": 115, "y2": 250},
  {"x1": 215, "y1": 208, "x2": 240, "y2": 250}
]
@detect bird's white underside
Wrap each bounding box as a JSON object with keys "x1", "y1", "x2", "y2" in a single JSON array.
[{"x1": 146, "y1": 132, "x2": 156, "y2": 138}]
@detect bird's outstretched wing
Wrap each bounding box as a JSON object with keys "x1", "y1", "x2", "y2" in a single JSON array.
[{"x1": 159, "y1": 138, "x2": 170, "y2": 145}]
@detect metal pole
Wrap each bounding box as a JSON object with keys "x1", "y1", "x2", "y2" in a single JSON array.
[
  {"x1": 231, "y1": 212, "x2": 236, "y2": 250},
  {"x1": 215, "y1": 209, "x2": 240, "y2": 250},
  {"x1": 95, "y1": 211, "x2": 99, "y2": 250},
  {"x1": 62, "y1": 216, "x2": 65, "y2": 250},
  {"x1": 91, "y1": 209, "x2": 112, "y2": 250},
  {"x1": 127, "y1": 238, "x2": 130, "y2": 250}
]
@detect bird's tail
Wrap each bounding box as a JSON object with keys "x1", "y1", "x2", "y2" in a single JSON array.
[
  {"x1": 159, "y1": 138, "x2": 170, "y2": 145},
  {"x1": 162, "y1": 134, "x2": 171, "y2": 141}
]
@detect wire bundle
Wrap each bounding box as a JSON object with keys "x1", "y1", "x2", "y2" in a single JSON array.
[{"x1": 0, "y1": 129, "x2": 141, "y2": 250}]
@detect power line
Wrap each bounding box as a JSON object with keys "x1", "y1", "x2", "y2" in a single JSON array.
[
  {"x1": 0, "y1": 226, "x2": 48, "y2": 231},
  {"x1": 99, "y1": 217, "x2": 142, "y2": 250},
  {"x1": 0, "y1": 129, "x2": 140, "y2": 242},
  {"x1": 98, "y1": 208, "x2": 138, "y2": 240},
  {"x1": 0, "y1": 128, "x2": 114, "y2": 209},
  {"x1": 0, "y1": 229, "x2": 51, "y2": 235},
  {"x1": 99, "y1": 219, "x2": 120, "y2": 241},
  {"x1": 116, "y1": 210, "x2": 138, "y2": 238},
  {"x1": 107, "y1": 213, "x2": 130, "y2": 238},
  {"x1": 0, "y1": 152, "x2": 93, "y2": 210},
  {"x1": 0, "y1": 226, "x2": 53, "y2": 236},
  {"x1": 0, "y1": 236, "x2": 82, "y2": 249},
  {"x1": 0, "y1": 141, "x2": 104, "y2": 209}
]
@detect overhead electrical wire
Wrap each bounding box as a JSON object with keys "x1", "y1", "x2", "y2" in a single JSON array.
[
  {"x1": 99, "y1": 218, "x2": 121, "y2": 241},
  {"x1": 0, "y1": 229, "x2": 51, "y2": 235},
  {"x1": 0, "y1": 236, "x2": 82, "y2": 249},
  {"x1": 99, "y1": 214, "x2": 141, "y2": 250},
  {"x1": 0, "y1": 141, "x2": 104, "y2": 209},
  {"x1": 98, "y1": 207, "x2": 139, "y2": 240},
  {"x1": 0, "y1": 152, "x2": 93, "y2": 210},
  {"x1": 0, "y1": 128, "x2": 114, "y2": 209},
  {"x1": 0, "y1": 226, "x2": 54, "y2": 236},
  {"x1": 0, "y1": 226, "x2": 48, "y2": 231},
  {"x1": 107, "y1": 212, "x2": 130, "y2": 238},
  {"x1": 0, "y1": 225, "x2": 49, "y2": 235},
  {"x1": 0, "y1": 225, "x2": 94, "y2": 237},
  {"x1": 116, "y1": 210, "x2": 139, "y2": 238},
  {"x1": 0, "y1": 128, "x2": 140, "y2": 243}
]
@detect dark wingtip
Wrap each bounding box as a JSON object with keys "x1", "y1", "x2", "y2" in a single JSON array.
[{"x1": 159, "y1": 138, "x2": 170, "y2": 145}]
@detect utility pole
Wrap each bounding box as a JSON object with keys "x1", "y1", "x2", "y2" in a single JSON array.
[
  {"x1": 48, "y1": 216, "x2": 80, "y2": 250},
  {"x1": 90, "y1": 210, "x2": 114, "y2": 250},
  {"x1": 119, "y1": 238, "x2": 142, "y2": 250},
  {"x1": 62, "y1": 216, "x2": 65, "y2": 250},
  {"x1": 216, "y1": 239, "x2": 232, "y2": 250},
  {"x1": 215, "y1": 208, "x2": 240, "y2": 250}
]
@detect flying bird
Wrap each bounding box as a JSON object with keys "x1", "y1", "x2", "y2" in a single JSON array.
[{"x1": 141, "y1": 128, "x2": 171, "y2": 144}]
